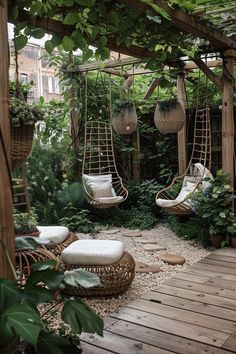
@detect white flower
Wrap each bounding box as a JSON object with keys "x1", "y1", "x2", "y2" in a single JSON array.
[{"x1": 219, "y1": 212, "x2": 226, "y2": 218}]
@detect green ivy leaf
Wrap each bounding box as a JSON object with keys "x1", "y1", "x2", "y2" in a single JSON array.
[
  {"x1": 75, "y1": 0, "x2": 96, "y2": 7},
  {"x1": 31, "y1": 259, "x2": 57, "y2": 271},
  {"x1": 25, "y1": 270, "x2": 64, "y2": 290},
  {"x1": 15, "y1": 236, "x2": 43, "y2": 250},
  {"x1": 14, "y1": 34, "x2": 28, "y2": 51},
  {"x1": 37, "y1": 330, "x2": 71, "y2": 354},
  {"x1": 45, "y1": 40, "x2": 54, "y2": 54},
  {"x1": 109, "y1": 11, "x2": 119, "y2": 26},
  {"x1": 62, "y1": 36, "x2": 75, "y2": 51},
  {"x1": 22, "y1": 286, "x2": 54, "y2": 305},
  {"x1": 62, "y1": 299, "x2": 104, "y2": 335},
  {"x1": 82, "y1": 48, "x2": 94, "y2": 61},
  {"x1": 0, "y1": 279, "x2": 21, "y2": 311},
  {"x1": 51, "y1": 34, "x2": 62, "y2": 47},
  {"x1": 63, "y1": 269, "x2": 101, "y2": 288},
  {"x1": 31, "y1": 28, "x2": 45, "y2": 39},
  {"x1": 4, "y1": 304, "x2": 41, "y2": 348},
  {"x1": 63, "y1": 12, "x2": 79, "y2": 25}
]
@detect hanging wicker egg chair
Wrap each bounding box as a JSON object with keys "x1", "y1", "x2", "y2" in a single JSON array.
[
  {"x1": 154, "y1": 98, "x2": 185, "y2": 134},
  {"x1": 112, "y1": 101, "x2": 137, "y2": 135}
]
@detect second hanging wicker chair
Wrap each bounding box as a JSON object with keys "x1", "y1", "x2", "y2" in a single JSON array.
[{"x1": 156, "y1": 107, "x2": 212, "y2": 214}]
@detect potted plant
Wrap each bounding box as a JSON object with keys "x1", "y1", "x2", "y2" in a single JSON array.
[
  {"x1": 112, "y1": 98, "x2": 137, "y2": 135},
  {"x1": 9, "y1": 95, "x2": 44, "y2": 170},
  {"x1": 13, "y1": 209, "x2": 40, "y2": 237},
  {"x1": 154, "y1": 97, "x2": 185, "y2": 134},
  {"x1": 192, "y1": 170, "x2": 236, "y2": 248}
]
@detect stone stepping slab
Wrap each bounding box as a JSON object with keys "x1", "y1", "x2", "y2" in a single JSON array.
[
  {"x1": 123, "y1": 230, "x2": 142, "y2": 237},
  {"x1": 102, "y1": 229, "x2": 120, "y2": 234},
  {"x1": 158, "y1": 253, "x2": 186, "y2": 266},
  {"x1": 136, "y1": 238, "x2": 158, "y2": 244},
  {"x1": 135, "y1": 261, "x2": 161, "y2": 273},
  {"x1": 143, "y1": 244, "x2": 167, "y2": 251}
]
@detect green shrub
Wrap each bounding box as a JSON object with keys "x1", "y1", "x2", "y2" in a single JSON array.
[{"x1": 59, "y1": 207, "x2": 95, "y2": 234}]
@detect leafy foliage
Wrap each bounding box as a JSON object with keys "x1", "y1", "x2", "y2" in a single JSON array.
[
  {"x1": 0, "y1": 258, "x2": 103, "y2": 353},
  {"x1": 192, "y1": 170, "x2": 236, "y2": 236},
  {"x1": 13, "y1": 209, "x2": 38, "y2": 235},
  {"x1": 9, "y1": 97, "x2": 44, "y2": 127}
]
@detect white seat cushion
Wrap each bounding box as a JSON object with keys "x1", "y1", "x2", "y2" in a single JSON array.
[
  {"x1": 83, "y1": 173, "x2": 117, "y2": 198},
  {"x1": 96, "y1": 196, "x2": 124, "y2": 203},
  {"x1": 61, "y1": 239, "x2": 124, "y2": 265},
  {"x1": 37, "y1": 226, "x2": 70, "y2": 245},
  {"x1": 156, "y1": 181, "x2": 197, "y2": 208}
]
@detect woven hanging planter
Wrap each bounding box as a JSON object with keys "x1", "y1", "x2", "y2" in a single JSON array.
[
  {"x1": 112, "y1": 103, "x2": 137, "y2": 135},
  {"x1": 154, "y1": 99, "x2": 185, "y2": 134},
  {"x1": 11, "y1": 124, "x2": 35, "y2": 170}
]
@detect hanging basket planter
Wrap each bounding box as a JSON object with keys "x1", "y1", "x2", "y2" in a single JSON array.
[
  {"x1": 154, "y1": 98, "x2": 185, "y2": 134},
  {"x1": 11, "y1": 124, "x2": 35, "y2": 170},
  {"x1": 112, "y1": 100, "x2": 137, "y2": 135},
  {"x1": 9, "y1": 96, "x2": 44, "y2": 170}
]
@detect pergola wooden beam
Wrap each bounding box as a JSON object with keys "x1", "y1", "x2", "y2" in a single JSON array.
[
  {"x1": 142, "y1": 78, "x2": 159, "y2": 101},
  {"x1": 120, "y1": 0, "x2": 236, "y2": 50},
  {"x1": 193, "y1": 58, "x2": 223, "y2": 91}
]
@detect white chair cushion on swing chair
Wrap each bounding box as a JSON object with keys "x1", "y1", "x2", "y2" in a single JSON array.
[
  {"x1": 61, "y1": 239, "x2": 124, "y2": 265},
  {"x1": 156, "y1": 179, "x2": 198, "y2": 208},
  {"x1": 193, "y1": 163, "x2": 214, "y2": 191},
  {"x1": 37, "y1": 226, "x2": 70, "y2": 245},
  {"x1": 83, "y1": 174, "x2": 120, "y2": 201}
]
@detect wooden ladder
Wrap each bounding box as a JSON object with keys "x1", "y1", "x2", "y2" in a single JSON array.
[{"x1": 12, "y1": 164, "x2": 31, "y2": 212}]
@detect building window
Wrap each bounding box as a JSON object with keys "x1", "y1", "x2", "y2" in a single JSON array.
[
  {"x1": 48, "y1": 76, "x2": 53, "y2": 94},
  {"x1": 54, "y1": 77, "x2": 60, "y2": 94},
  {"x1": 20, "y1": 73, "x2": 28, "y2": 84}
]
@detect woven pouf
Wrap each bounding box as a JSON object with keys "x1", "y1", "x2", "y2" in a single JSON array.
[{"x1": 61, "y1": 240, "x2": 135, "y2": 297}]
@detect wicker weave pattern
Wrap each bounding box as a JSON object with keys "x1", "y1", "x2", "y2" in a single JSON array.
[
  {"x1": 112, "y1": 105, "x2": 137, "y2": 135},
  {"x1": 154, "y1": 101, "x2": 185, "y2": 134},
  {"x1": 11, "y1": 124, "x2": 34, "y2": 170},
  {"x1": 82, "y1": 121, "x2": 128, "y2": 208},
  {"x1": 62, "y1": 251, "x2": 135, "y2": 297},
  {"x1": 15, "y1": 246, "x2": 59, "y2": 281},
  {"x1": 156, "y1": 108, "x2": 211, "y2": 214}
]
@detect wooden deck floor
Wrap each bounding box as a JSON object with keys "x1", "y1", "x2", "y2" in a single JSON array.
[{"x1": 80, "y1": 248, "x2": 236, "y2": 354}]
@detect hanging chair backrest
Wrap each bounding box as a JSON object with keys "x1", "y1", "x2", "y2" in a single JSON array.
[
  {"x1": 188, "y1": 107, "x2": 211, "y2": 173},
  {"x1": 82, "y1": 120, "x2": 125, "y2": 197}
]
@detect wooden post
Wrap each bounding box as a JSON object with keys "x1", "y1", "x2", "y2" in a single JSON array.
[
  {"x1": 0, "y1": 0, "x2": 15, "y2": 279},
  {"x1": 222, "y1": 52, "x2": 235, "y2": 188},
  {"x1": 69, "y1": 52, "x2": 80, "y2": 177},
  {"x1": 132, "y1": 130, "x2": 140, "y2": 181},
  {"x1": 177, "y1": 73, "x2": 187, "y2": 175}
]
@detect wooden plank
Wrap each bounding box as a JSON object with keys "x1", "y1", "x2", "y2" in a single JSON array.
[
  {"x1": 81, "y1": 331, "x2": 174, "y2": 354},
  {"x1": 107, "y1": 320, "x2": 233, "y2": 354},
  {"x1": 110, "y1": 307, "x2": 230, "y2": 347},
  {"x1": 200, "y1": 258, "x2": 236, "y2": 268},
  {"x1": 192, "y1": 262, "x2": 236, "y2": 276},
  {"x1": 0, "y1": 0, "x2": 15, "y2": 278},
  {"x1": 141, "y1": 291, "x2": 236, "y2": 321},
  {"x1": 205, "y1": 278, "x2": 236, "y2": 292},
  {"x1": 193, "y1": 58, "x2": 223, "y2": 90},
  {"x1": 174, "y1": 271, "x2": 210, "y2": 284},
  {"x1": 207, "y1": 253, "x2": 236, "y2": 263},
  {"x1": 181, "y1": 267, "x2": 236, "y2": 283},
  {"x1": 223, "y1": 334, "x2": 236, "y2": 352},
  {"x1": 126, "y1": 298, "x2": 236, "y2": 334},
  {"x1": 80, "y1": 342, "x2": 115, "y2": 354},
  {"x1": 214, "y1": 248, "x2": 236, "y2": 258},
  {"x1": 163, "y1": 278, "x2": 236, "y2": 300},
  {"x1": 142, "y1": 78, "x2": 159, "y2": 101},
  {"x1": 151, "y1": 285, "x2": 236, "y2": 310}
]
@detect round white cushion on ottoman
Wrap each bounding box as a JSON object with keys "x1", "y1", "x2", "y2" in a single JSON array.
[
  {"x1": 61, "y1": 239, "x2": 124, "y2": 265},
  {"x1": 37, "y1": 226, "x2": 70, "y2": 245}
]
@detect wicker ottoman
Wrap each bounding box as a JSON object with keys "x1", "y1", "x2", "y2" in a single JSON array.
[
  {"x1": 61, "y1": 240, "x2": 135, "y2": 297},
  {"x1": 37, "y1": 226, "x2": 78, "y2": 256}
]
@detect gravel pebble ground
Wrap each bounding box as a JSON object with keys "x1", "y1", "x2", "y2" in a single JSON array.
[{"x1": 75, "y1": 223, "x2": 211, "y2": 318}]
